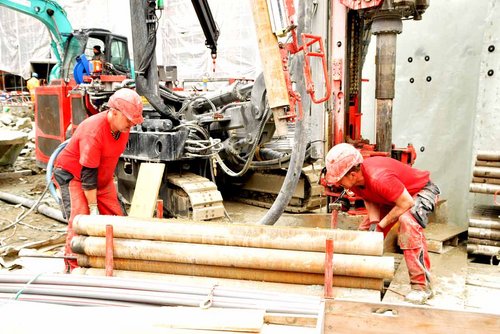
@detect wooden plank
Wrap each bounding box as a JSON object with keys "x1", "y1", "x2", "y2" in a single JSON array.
[
  {"x1": 264, "y1": 313, "x2": 317, "y2": 328},
  {"x1": 129, "y1": 163, "x2": 165, "y2": 218},
  {"x1": 0, "y1": 302, "x2": 266, "y2": 333},
  {"x1": 424, "y1": 224, "x2": 467, "y2": 242},
  {"x1": 324, "y1": 299, "x2": 500, "y2": 334},
  {"x1": 251, "y1": 0, "x2": 289, "y2": 136},
  {"x1": 424, "y1": 224, "x2": 467, "y2": 254}
]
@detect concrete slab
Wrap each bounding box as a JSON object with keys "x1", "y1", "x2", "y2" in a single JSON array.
[{"x1": 0, "y1": 130, "x2": 28, "y2": 166}]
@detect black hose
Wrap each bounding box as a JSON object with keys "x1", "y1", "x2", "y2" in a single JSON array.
[{"x1": 257, "y1": 1, "x2": 313, "y2": 225}]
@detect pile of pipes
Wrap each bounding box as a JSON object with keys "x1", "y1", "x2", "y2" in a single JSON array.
[
  {"x1": 467, "y1": 206, "x2": 500, "y2": 257},
  {"x1": 0, "y1": 272, "x2": 321, "y2": 314},
  {"x1": 70, "y1": 215, "x2": 394, "y2": 291},
  {"x1": 0, "y1": 272, "x2": 325, "y2": 333},
  {"x1": 467, "y1": 151, "x2": 500, "y2": 257},
  {"x1": 469, "y1": 151, "x2": 500, "y2": 195}
]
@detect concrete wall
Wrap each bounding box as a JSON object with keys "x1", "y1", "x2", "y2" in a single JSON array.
[
  {"x1": 361, "y1": 0, "x2": 496, "y2": 226},
  {"x1": 470, "y1": 0, "x2": 500, "y2": 208}
]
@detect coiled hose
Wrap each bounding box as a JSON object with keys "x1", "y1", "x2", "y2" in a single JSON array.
[{"x1": 46, "y1": 140, "x2": 69, "y2": 204}]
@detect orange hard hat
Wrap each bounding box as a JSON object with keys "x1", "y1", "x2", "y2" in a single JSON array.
[
  {"x1": 325, "y1": 143, "x2": 363, "y2": 184},
  {"x1": 108, "y1": 88, "x2": 144, "y2": 125}
]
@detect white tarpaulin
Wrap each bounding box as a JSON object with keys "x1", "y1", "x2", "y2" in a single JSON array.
[{"x1": 0, "y1": 0, "x2": 259, "y2": 81}]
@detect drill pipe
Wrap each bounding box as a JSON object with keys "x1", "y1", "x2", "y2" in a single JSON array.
[
  {"x1": 71, "y1": 236, "x2": 394, "y2": 279},
  {"x1": 72, "y1": 215, "x2": 383, "y2": 256},
  {"x1": 76, "y1": 255, "x2": 383, "y2": 290}
]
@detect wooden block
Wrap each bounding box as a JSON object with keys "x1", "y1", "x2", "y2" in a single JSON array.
[
  {"x1": 0, "y1": 302, "x2": 266, "y2": 333},
  {"x1": 424, "y1": 223, "x2": 467, "y2": 254},
  {"x1": 129, "y1": 163, "x2": 165, "y2": 218}
]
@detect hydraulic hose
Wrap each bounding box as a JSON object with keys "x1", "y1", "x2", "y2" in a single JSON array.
[
  {"x1": 46, "y1": 140, "x2": 69, "y2": 204},
  {"x1": 257, "y1": 1, "x2": 313, "y2": 225}
]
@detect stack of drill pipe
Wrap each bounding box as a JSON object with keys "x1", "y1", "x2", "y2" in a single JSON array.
[
  {"x1": 469, "y1": 151, "x2": 500, "y2": 195},
  {"x1": 71, "y1": 215, "x2": 393, "y2": 290},
  {"x1": 467, "y1": 210, "x2": 500, "y2": 257}
]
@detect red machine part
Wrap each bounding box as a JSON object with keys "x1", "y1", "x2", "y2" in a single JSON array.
[
  {"x1": 276, "y1": 0, "x2": 332, "y2": 121},
  {"x1": 35, "y1": 71, "x2": 131, "y2": 166},
  {"x1": 34, "y1": 80, "x2": 73, "y2": 166}
]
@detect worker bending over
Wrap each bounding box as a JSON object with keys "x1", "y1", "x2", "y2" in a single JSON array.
[
  {"x1": 325, "y1": 143, "x2": 440, "y2": 304},
  {"x1": 53, "y1": 88, "x2": 143, "y2": 272}
]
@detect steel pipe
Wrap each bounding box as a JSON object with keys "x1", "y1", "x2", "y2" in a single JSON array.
[
  {"x1": 76, "y1": 255, "x2": 384, "y2": 290},
  {"x1": 73, "y1": 214, "x2": 383, "y2": 256},
  {"x1": 71, "y1": 236, "x2": 394, "y2": 279},
  {"x1": 0, "y1": 283, "x2": 318, "y2": 315},
  {"x1": 0, "y1": 272, "x2": 321, "y2": 310}
]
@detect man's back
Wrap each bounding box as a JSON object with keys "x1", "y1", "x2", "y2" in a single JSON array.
[{"x1": 353, "y1": 157, "x2": 430, "y2": 205}]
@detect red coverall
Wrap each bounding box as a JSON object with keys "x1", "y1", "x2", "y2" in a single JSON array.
[
  {"x1": 352, "y1": 157, "x2": 439, "y2": 291},
  {"x1": 53, "y1": 112, "x2": 129, "y2": 271}
]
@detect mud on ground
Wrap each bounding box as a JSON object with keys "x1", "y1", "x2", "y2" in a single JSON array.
[{"x1": 0, "y1": 172, "x2": 67, "y2": 269}]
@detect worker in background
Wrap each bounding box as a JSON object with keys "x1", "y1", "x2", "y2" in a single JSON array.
[
  {"x1": 26, "y1": 72, "x2": 40, "y2": 102},
  {"x1": 92, "y1": 45, "x2": 106, "y2": 62},
  {"x1": 53, "y1": 88, "x2": 143, "y2": 272},
  {"x1": 325, "y1": 143, "x2": 440, "y2": 305}
]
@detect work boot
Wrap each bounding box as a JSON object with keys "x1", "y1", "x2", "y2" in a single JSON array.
[{"x1": 404, "y1": 289, "x2": 433, "y2": 305}]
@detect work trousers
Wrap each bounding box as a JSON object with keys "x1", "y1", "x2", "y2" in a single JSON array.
[
  {"x1": 359, "y1": 182, "x2": 439, "y2": 290},
  {"x1": 53, "y1": 168, "x2": 124, "y2": 272}
]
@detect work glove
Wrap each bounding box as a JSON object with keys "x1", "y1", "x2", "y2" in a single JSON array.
[
  {"x1": 369, "y1": 221, "x2": 382, "y2": 232},
  {"x1": 89, "y1": 203, "x2": 100, "y2": 215}
]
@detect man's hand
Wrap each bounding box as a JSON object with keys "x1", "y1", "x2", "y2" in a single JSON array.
[
  {"x1": 89, "y1": 203, "x2": 99, "y2": 215},
  {"x1": 369, "y1": 221, "x2": 382, "y2": 232}
]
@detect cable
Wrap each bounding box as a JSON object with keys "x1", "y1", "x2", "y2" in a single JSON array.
[
  {"x1": 12, "y1": 273, "x2": 44, "y2": 301},
  {"x1": 46, "y1": 140, "x2": 69, "y2": 204},
  {"x1": 257, "y1": 0, "x2": 313, "y2": 226}
]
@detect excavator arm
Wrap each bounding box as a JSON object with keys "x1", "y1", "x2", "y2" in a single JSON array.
[{"x1": 0, "y1": 0, "x2": 73, "y2": 80}]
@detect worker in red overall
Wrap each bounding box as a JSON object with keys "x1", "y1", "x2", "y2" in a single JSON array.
[
  {"x1": 53, "y1": 88, "x2": 143, "y2": 272},
  {"x1": 325, "y1": 143, "x2": 440, "y2": 304}
]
